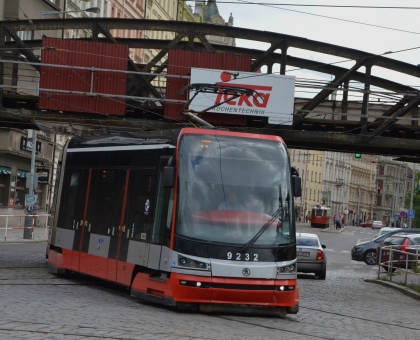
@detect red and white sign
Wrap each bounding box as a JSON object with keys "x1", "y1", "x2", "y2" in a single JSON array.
[{"x1": 189, "y1": 68, "x2": 295, "y2": 125}]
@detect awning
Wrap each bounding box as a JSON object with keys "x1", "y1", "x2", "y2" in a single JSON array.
[
  {"x1": 17, "y1": 169, "x2": 28, "y2": 178},
  {"x1": 0, "y1": 166, "x2": 11, "y2": 175}
]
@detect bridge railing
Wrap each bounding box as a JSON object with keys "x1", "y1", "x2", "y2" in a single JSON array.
[{"x1": 0, "y1": 214, "x2": 50, "y2": 242}]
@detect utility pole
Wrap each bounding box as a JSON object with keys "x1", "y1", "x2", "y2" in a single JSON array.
[
  {"x1": 408, "y1": 163, "x2": 415, "y2": 229},
  {"x1": 394, "y1": 162, "x2": 402, "y2": 226},
  {"x1": 357, "y1": 185, "x2": 360, "y2": 226},
  {"x1": 23, "y1": 130, "x2": 37, "y2": 239}
]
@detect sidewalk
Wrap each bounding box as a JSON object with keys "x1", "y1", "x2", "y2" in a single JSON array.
[{"x1": 365, "y1": 273, "x2": 420, "y2": 301}]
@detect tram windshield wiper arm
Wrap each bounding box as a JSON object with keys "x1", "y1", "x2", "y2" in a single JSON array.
[{"x1": 239, "y1": 208, "x2": 282, "y2": 254}]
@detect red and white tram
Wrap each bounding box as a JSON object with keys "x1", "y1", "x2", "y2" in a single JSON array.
[
  {"x1": 47, "y1": 128, "x2": 301, "y2": 316},
  {"x1": 310, "y1": 205, "x2": 331, "y2": 228}
]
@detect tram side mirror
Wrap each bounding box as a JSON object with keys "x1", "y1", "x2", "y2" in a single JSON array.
[
  {"x1": 292, "y1": 177, "x2": 301, "y2": 197},
  {"x1": 291, "y1": 167, "x2": 301, "y2": 197},
  {"x1": 163, "y1": 166, "x2": 174, "y2": 188}
]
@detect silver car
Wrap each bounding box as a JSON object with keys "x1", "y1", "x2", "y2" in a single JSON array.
[
  {"x1": 296, "y1": 233, "x2": 327, "y2": 280},
  {"x1": 372, "y1": 221, "x2": 383, "y2": 229}
]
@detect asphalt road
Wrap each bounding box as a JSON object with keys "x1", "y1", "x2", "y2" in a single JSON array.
[{"x1": 1, "y1": 227, "x2": 420, "y2": 339}]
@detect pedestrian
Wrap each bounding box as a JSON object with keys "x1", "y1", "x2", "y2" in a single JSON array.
[
  {"x1": 403, "y1": 222, "x2": 408, "y2": 229},
  {"x1": 335, "y1": 216, "x2": 341, "y2": 230},
  {"x1": 341, "y1": 215, "x2": 346, "y2": 226}
]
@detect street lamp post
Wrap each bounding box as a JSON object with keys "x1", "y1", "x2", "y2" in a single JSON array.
[
  {"x1": 40, "y1": 7, "x2": 101, "y2": 38},
  {"x1": 409, "y1": 163, "x2": 416, "y2": 228}
]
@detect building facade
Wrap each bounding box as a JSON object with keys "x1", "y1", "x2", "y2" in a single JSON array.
[
  {"x1": 290, "y1": 149, "x2": 325, "y2": 221},
  {"x1": 107, "y1": 0, "x2": 146, "y2": 64},
  {"x1": 203, "y1": 0, "x2": 235, "y2": 47},
  {"x1": 373, "y1": 156, "x2": 410, "y2": 227},
  {"x1": 177, "y1": 0, "x2": 203, "y2": 23},
  {"x1": 323, "y1": 151, "x2": 352, "y2": 222},
  {"x1": 143, "y1": 0, "x2": 177, "y2": 69}
]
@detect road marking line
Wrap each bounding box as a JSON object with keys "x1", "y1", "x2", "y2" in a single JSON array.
[
  {"x1": 341, "y1": 250, "x2": 350, "y2": 253},
  {"x1": 325, "y1": 249, "x2": 334, "y2": 252}
]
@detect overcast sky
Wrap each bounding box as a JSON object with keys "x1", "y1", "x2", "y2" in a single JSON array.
[{"x1": 188, "y1": 0, "x2": 420, "y2": 99}]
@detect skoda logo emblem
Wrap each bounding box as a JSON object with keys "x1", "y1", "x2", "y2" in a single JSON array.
[{"x1": 242, "y1": 268, "x2": 250, "y2": 276}]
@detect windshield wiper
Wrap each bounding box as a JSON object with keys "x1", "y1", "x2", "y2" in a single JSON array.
[{"x1": 239, "y1": 208, "x2": 282, "y2": 254}]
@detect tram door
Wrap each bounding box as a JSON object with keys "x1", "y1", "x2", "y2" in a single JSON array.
[
  {"x1": 55, "y1": 169, "x2": 90, "y2": 271},
  {"x1": 78, "y1": 169, "x2": 127, "y2": 280},
  {"x1": 117, "y1": 168, "x2": 157, "y2": 285}
]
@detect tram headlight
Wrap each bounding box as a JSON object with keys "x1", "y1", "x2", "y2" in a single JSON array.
[
  {"x1": 178, "y1": 255, "x2": 210, "y2": 270},
  {"x1": 277, "y1": 262, "x2": 296, "y2": 274}
]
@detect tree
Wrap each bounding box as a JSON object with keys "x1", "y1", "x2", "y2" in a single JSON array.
[{"x1": 404, "y1": 171, "x2": 420, "y2": 228}]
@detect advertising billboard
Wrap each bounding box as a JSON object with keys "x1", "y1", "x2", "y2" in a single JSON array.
[{"x1": 189, "y1": 68, "x2": 295, "y2": 125}]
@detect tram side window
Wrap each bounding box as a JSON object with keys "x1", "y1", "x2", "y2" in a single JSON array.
[
  {"x1": 124, "y1": 169, "x2": 156, "y2": 243},
  {"x1": 57, "y1": 170, "x2": 89, "y2": 230},
  {"x1": 152, "y1": 170, "x2": 174, "y2": 247},
  {"x1": 88, "y1": 169, "x2": 126, "y2": 236},
  {"x1": 316, "y1": 209, "x2": 322, "y2": 217}
]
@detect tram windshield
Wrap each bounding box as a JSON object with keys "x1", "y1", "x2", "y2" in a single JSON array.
[{"x1": 176, "y1": 134, "x2": 295, "y2": 247}]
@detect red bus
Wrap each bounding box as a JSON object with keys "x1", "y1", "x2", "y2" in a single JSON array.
[
  {"x1": 310, "y1": 205, "x2": 331, "y2": 228},
  {"x1": 47, "y1": 128, "x2": 301, "y2": 317}
]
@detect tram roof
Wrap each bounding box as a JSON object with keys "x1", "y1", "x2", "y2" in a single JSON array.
[
  {"x1": 311, "y1": 205, "x2": 331, "y2": 210},
  {"x1": 67, "y1": 130, "x2": 181, "y2": 149}
]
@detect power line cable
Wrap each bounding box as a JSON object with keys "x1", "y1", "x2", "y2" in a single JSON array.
[
  {"x1": 212, "y1": 2, "x2": 420, "y2": 10},
  {"x1": 232, "y1": 0, "x2": 420, "y2": 35}
]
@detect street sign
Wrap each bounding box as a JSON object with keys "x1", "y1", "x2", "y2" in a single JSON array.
[
  {"x1": 24, "y1": 194, "x2": 37, "y2": 214},
  {"x1": 407, "y1": 209, "x2": 415, "y2": 220},
  {"x1": 393, "y1": 214, "x2": 399, "y2": 219}
]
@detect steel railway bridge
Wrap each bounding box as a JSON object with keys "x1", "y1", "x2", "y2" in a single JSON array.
[{"x1": 1, "y1": 18, "x2": 420, "y2": 160}]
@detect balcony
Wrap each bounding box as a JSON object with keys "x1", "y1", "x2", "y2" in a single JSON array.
[{"x1": 336, "y1": 178, "x2": 344, "y2": 186}]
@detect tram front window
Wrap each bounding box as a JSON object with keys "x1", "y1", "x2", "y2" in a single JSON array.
[{"x1": 176, "y1": 134, "x2": 295, "y2": 247}]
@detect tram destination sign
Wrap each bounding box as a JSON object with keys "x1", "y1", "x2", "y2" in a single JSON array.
[{"x1": 189, "y1": 68, "x2": 295, "y2": 125}]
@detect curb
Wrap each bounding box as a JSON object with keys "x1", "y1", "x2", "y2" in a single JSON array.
[{"x1": 364, "y1": 278, "x2": 420, "y2": 301}]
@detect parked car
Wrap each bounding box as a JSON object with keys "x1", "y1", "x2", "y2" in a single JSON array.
[
  {"x1": 377, "y1": 234, "x2": 420, "y2": 271},
  {"x1": 378, "y1": 227, "x2": 402, "y2": 236},
  {"x1": 372, "y1": 221, "x2": 383, "y2": 229},
  {"x1": 351, "y1": 229, "x2": 420, "y2": 265},
  {"x1": 360, "y1": 220, "x2": 373, "y2": 228},
  {"x1": 296, "y1": 233, "x2": 327, "y2": 279}
]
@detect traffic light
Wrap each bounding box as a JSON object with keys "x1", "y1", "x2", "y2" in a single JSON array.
[
  {"x1": 377, "y1": 186, "x2": 381, "y2": 194},
  {"x1": 355, "y1": 153, "x2": 361, "y2": 158}
]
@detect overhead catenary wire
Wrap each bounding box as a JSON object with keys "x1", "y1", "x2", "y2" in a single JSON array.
[{"x1": 213, "y1": 2, "x2": 420, "y2": 10}]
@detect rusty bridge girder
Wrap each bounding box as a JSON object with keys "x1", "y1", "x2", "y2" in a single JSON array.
[{"x1": 0, "y1": 18, "x2": 420, "y2": 159}]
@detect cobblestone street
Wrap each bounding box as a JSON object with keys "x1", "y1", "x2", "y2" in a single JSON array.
[{"x1": 1, "y1": 242, "x2": 419, "y2": 340}]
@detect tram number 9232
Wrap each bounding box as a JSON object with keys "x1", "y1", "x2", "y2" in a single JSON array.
[{"x1": 227, "y1": 252, "x2": 259, "y2": 261}]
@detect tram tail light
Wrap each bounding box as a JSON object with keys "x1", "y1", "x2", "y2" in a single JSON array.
[{"x1": 316, "y1": 250, "x2": 324, "y2": 261}]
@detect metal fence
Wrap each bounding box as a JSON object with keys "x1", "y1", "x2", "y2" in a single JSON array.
[
  {"x1": 0, "y1": 214, "x2": 50, "y2": 242},
  {"x1": 377, "y1": 244, "x2": 420, "y2": 285}
]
